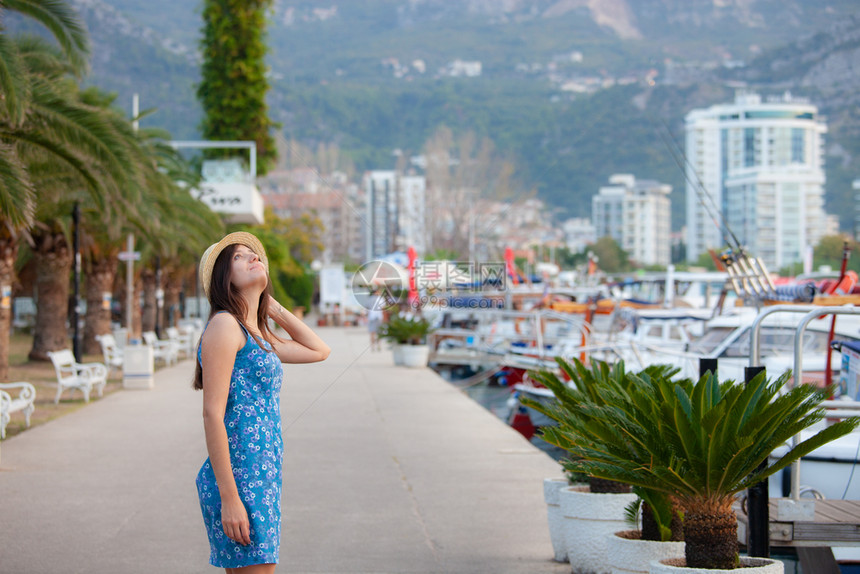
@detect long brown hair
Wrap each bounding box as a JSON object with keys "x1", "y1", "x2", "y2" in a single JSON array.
[{"x1": 193, "y1": 244, "x2": 284, "y2": 390}]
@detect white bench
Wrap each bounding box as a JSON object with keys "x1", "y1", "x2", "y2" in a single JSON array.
[
  {"x1": 95, "y1": 333, "x2": 124, "y2": 376},
  {"x1": 0, "y1": 382, "x2": 36, "y2": 439},
  {"x1": 142, "y1": 331, "x2": 179, "y2": 366},
  {"x1": 46, "y1": 349, "x2": 108, "y2": 403},
  {"x1": 165, "y1": 327, "x2": 195, "y2": 360}
]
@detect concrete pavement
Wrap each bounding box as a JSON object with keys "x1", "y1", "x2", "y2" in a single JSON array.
[{"x1": 0, "y1": 326, "x2": 567, "y2": 573}]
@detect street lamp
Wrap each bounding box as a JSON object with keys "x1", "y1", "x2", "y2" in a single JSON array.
[{"x1": 72, "y1": 202, "x2": 82, "y2": 362}]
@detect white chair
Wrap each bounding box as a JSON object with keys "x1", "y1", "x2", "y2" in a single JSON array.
[
  {"x1": 95, "y1": 333, "x2": 124, "y2": 376},
  {"x1": 46, "y1": 350, "x2": 107, "y2": 403},
  {"x1": 165, "y1": 327, "x2": 193, "y2": 360},
  {"x1": 0, "y1": 382, "x2": 36, "y2": 439},
  {"x1": 142, "y1": 331, "x2": 179, "y2": 366},
  {"x1": 111, "y1": 327, "x2": 128, "y2": 350}
]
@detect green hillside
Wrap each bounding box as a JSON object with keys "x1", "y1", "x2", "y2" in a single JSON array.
[{"x1": 7, "y1": 0, "x2": 860, "y2": 231}]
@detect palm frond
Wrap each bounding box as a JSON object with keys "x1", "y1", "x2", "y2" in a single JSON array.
[
  {"x1": 739, "y1": 418, "x2": 860, "y2": 491},
  {"x1": 13, "y1": 33, "x2": 74, "y2": 79},
  {"x1": 0, "y1": 142, "x2": 35, "y2": 227},
  {"x1": 3, "y1": 0, "x2": 90, "y2": 75},
  {"x1": 624, "y1": 497, "x2": 641, "y2": 530},
  {"x1": 531, "y1": 357, "x2": 860, "y2": 507},
  {"x1": 0, "y1": 33, "x2": 29, "y2": 124}
]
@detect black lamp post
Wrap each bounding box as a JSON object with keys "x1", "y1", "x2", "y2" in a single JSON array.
[{"x1": 72, "y1": 202, "x2": 82, "y2": 362}]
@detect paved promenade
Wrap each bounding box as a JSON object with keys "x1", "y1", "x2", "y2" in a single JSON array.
[{"x1": 0, "y1": 326, "x2": 567, "y2": 573}]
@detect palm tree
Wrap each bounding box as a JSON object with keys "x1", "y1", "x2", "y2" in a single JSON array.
[
  {"x1": 76, "y1": 122, "x2": 222, "y2": 351},
  {"x1": 80, "y1": 126, "x2": 222, "y2": 345},
  {"x1": 21, "y1": 73, "x2": 150, "y2": 360},
  {"x1": 152, "y1": 183, "x2": 225, "y2": 319},
  {"x1": 529, "y1": 359, "x2": 859, "y2": 569},
  {"x1": 0, "y1": 0, "x2": 90, "y2": 378},
  {"x1": 81, "y1": 231, "x2": 119, "y2": 354}
]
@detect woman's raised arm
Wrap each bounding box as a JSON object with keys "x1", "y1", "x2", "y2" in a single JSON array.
[{"x1": 266, "y1": 296, "x2": 331, "y2": 364}]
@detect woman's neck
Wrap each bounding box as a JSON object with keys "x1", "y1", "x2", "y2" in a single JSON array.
[{"x1": 241, "y1": 290, "x2": 262, "y2": 332}]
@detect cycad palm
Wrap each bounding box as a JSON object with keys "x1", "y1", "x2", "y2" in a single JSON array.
[
  {"x1": 530, "y1": 358, "x2": 859, "y2": 569},
  {"x1": 526, "y1": 359, "x2": 681, "y2": 540}
]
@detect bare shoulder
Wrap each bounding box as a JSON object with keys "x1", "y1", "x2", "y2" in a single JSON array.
[{"x1": 201, "y1": 313, "x2": 246, "y2": 354}]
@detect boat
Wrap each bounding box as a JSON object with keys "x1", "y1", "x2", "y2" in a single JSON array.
[{"x1": 507, "y1": 302, "x2": 860, "y2": 440}]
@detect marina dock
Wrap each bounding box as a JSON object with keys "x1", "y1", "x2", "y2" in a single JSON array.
[{"x1": 0, "y1": 326, "x2": 568, "y2": 574}]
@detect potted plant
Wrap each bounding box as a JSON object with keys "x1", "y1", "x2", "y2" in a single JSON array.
[
  {"x1": 543, "y1": 470, "x2": 590, "y2": 563},
  {"x1": 557, "y1": 478, "x2": 637, "y2": 574},
  {"x1": 535, "y1": 358, "x2": 859, "y2": 573},
  {"x1": 529, "y1": 359, "x2": 685, "y2": 573},
  {"x1": 379, "y1": 313, "x2": 434, "y2": 368},
  {"x1": 527, "y1": 360, "x2": 652, "y2": 573},
  {"x1": 543, "y1": 476, "x2": 570, "y2": 563},
  {"x1": 607, "y1": 491, "x2": 685, "y2": 574}
]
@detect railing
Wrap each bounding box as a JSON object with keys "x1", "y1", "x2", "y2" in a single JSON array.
[
  {"x1": 427, "y1": 309, "x2": 589, "y2": 366},
  {"x1": 748, "y1": 304, "x2": 860, "y2": 501}
]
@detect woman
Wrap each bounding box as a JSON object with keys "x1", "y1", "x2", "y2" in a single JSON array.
[{"x1": 193, "y1": 232, "x2": 330, "y2": 573}]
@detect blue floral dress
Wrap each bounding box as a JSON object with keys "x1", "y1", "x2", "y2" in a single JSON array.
[{"x1": 196, "y1": 316, "x2": 284, "y2": 568}]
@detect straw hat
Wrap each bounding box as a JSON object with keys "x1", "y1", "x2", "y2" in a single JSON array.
[{"x1": 199, "y1": 232, "x2": 269, "y2": 300}]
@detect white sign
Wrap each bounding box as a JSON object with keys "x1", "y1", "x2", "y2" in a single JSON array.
[
  {"x1": 194, "y1": 159, "x2": 264, "y2": 224},
  {"x1": 320, "y1": 264, "x2": 346, "y2": 305},
  {"x1": 201, "y1": 158, "x2": 246, "y2": 183},
  {"x1": 118, "y1": 251, "x2": 141, "y2": 261},
  {"x1": 194, "y1": 182, "x2": 263, "y2": 224}
]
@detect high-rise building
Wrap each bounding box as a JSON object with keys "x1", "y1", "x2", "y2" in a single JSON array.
[
  {"x1": 363, "y1": 171, "x2": 427, "y2": 260},
  {"x1": 592, "y1": 174, "x2": 671, "y2": 266},
  {"x1": 364, "y1": 171, "x2": 397, "y2": 260},
  {"x1": 685, "y1": 92, "x2": 828, "y2": 270},
  {"x1": 398, "y1": 175, "x2": 427, "y2": 255}
]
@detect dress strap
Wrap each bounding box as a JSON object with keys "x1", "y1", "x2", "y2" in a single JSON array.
[{"x1": 235, "y1": 321, "x2": 251, "y2": 339}]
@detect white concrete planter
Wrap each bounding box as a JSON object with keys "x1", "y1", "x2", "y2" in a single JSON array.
[
  {"x1": 649, "y1": 557, "x2": 783, "y2": 574},
  {"x1": 544, "y1": 478, "x2": 570, "y2": 562},
  {"x1": 609, "y1": 531, "x2": 685, "y2": 574},
  {"x1": 392, "y1": 345, "x2": 405, "y2": 366},
  {"x1": 123, "y1": 344, "x2": 154, "y2": 390},
  {"x1": 560, "y1": 485, "x2": 637, "y2": 574},
  {"x1": 399, "y1": 344, "x2": 429, "y2": 368}
]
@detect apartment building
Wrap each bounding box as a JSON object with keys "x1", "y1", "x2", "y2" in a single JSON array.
[
  {"x1": 363, "y1": 170, "x2": 427, "y2": 260},
  {"x1": 561, "y1": 218, "x2": 597, "y2": 253},
  {"x1": 685, "y1": 92, "x2": 828, "y2": 270},
  {"x1": 260, "y1": 169, "x2": 364, "y2": 264},
  {"x1": 593, "y1": 174, "x2": 671, "y2": 266}
]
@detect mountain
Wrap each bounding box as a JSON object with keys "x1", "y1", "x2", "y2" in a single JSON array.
[
  {"x1": 86, "y1": 0, "x2": 854, "y2": 79},
  {"x1": 7, "y1": 0, "x2": 860, "y2": 233}
]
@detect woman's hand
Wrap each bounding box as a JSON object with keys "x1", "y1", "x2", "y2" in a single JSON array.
[{"x1": 221, "y1": 496, "x2": 251, "y2": 546}]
